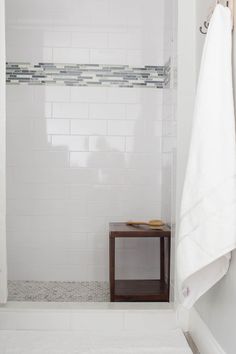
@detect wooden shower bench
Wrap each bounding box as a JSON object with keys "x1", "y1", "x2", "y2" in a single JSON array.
[{"x1": 109, "y1": 222, "x2": 171, "y2": 302}]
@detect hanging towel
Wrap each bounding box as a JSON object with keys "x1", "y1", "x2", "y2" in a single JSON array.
[{"x1": 177, "y1": 4, "x2": 236, "y2": 308}]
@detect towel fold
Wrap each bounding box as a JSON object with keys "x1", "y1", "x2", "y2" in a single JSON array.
[{"x1": 177, "y1": 4, "x2": 236, "y2": 308}]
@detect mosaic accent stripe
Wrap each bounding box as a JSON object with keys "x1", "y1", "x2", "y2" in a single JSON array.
[{"x1": 6, "y1": 62, "x2": 170, "y2": 88}]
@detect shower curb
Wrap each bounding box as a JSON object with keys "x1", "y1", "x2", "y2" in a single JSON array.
[{"x1": 0, "y1": 301, "x2": 176, "y2": 332}]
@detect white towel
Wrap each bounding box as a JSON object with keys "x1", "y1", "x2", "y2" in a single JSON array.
[{"x1": 177, "y1": 4, "x2": 236, "y2": 308}]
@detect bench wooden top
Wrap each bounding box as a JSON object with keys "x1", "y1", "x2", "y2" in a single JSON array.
[{"x1": 109, "y1": 222, "x2": 171, "y2": 238}]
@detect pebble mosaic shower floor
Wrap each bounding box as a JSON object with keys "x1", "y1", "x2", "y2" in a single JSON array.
[{"x1": 8, "y1": 281, "x2": 110, "y2": 302}]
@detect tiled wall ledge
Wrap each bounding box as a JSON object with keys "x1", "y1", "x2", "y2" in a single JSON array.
[{"x1": 6, "y1": 62, "x2": 170, "y2": 89}]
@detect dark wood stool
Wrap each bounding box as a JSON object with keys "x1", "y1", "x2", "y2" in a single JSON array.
[{"x1": 109, "y1": 222, "x2": 171, "y2": 302}]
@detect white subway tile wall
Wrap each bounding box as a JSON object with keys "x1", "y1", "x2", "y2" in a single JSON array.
[
  {"x1": 6, "y1": 0, "x2": 168, "y2": 281},
  {"x1": 161, "y1": 0, "x2": 177, "y2": 302}
]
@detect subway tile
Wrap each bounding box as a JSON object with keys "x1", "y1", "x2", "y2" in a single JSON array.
[
  {"x1": 125, "y1": 137, "x2": 161, "y2": 153},
  {"x1": 6, "y1": 28, "x2": 43, "y2": 48},
  {"x1": 46, "y1": 119, "x2": 70, "y2": 134},
  {"x1": 108, "y1": 32, "x2": 141, "y2": 49},
  {"x1": 7, "y1": 134, "x2": 30, "y2": 152},
  {"x1": 50, "y1": 232, "x2": 88, "y2": 249},
  {"x1": 136, "y1": 89, "x2": 163, "y2": 105},
  {"x1": 126, "y1": 103, "x2": 163, "y2": 120},
  {"x1": 85, "y1": 265, "x2": 108, "y2": 281},
  {"x1": 145, "y1": 120, "x2": 163, "y2": 137},
  {"x1": 86, "y1": 232, "x2": 108, "y2": 250},
  {"x1": 109, "y1": 0, "x2": 164, "y2": 27},
  {"x1": 6, "y1": 85, "x2": 34, "y2": 102},
  {"x1": 89, "y1": 136, "x2": 125, "y2": 152},
  {"x1": 107, "y1": 120, "x2": 137, "y2": 136},
  {"x1": 13, "y1": 215, "x2": 91, "y2": 233},
  {"x1": 52, "y1": 135, "x2": 89, "y2": 151},
  {"x1": 69, "y1": 152, "x2": 90, "y2": 168},
  {"x1": 70, "y1": 151, "x2": 125, "y2": 168},
  {"x1": 7, "y1": 215, "x2": 31, "y2": 233},
  {"x1": 66, "y1": 249, "x2": 107, "y2": 266},
  {"x1": 121, "y1": 201, "x2": 162, "y2": 220},
  {"x1": 88, "y1": 200, "x2": 123, "y2": 217},
  {"x1": 69, "y1": 216, "x2": 107, "y2": 233},
  {"x1": 87, "y1": 184, "x2": 124, "y2": 202},
  {"x1": 90, "y1": 103, "x2": 125, "y2": 120},
  {"x1": 7, "y1": 231, "x2": 49, "y2": 250},
  {"x1": 7, "y1": 118, "x2": 32, "y2": 135},
  {"x1": 8, "y1": 263, "x2": 54, "y2": 282},
  {"x1": 127, "y1": 49, "x2": 164, "y2": 66},
  {"x1": 8, "y1": 246, "x2": 51, "y2": 267},
  {"x1": 7, "y1": 101, "x2": 51, "y2": 118},
  {"x1": 71, "y1": 32, "x2": 108, "y2": 48},
  {"x1": 122, "y1": 185, "x2": 161, "y2": 204},
  {"x1": 52, "y1": 103, "x2": 88, "y2": 119},
  {"x1": 90, "y1": 49, "x2": 126, "y2": 65},
  {"x1": 162, "y1": 137, "x2": 176, "y2": 152},
  {"x1": 7, "y1": 46, "x2": 53, "y2": 63},
  {"x1": 70, "y1": 0, "x2": 110, "y2": 26},
  {"x1": 70, "y1": 87, "x2": 107, "y2": 103},
  {"x1": 7, "y1": 150, "x2": 69, "y2": 168},
  {"x1": 10, "y1": 167, "x2": 98, "y2": 186},
  {"x1": 162, "y1": 121, "x2": 177, "y2": 136},
  {"x1": 34, "y1": 86, "x2": 70, "y2": 102},
  {"x1": 87, "y1": 185, "x2": 112, "y2": 202},
  {"x1": 44, "y1": 31, "x2": 71, "y2": 47},
  {"x1": 94, "y1": 168, "x2": 125, "y2": 185},
  {"x1": 7, "y1": 182, "x2": 69, "y2": 200},
  {"x1": 7, "y1": 133, "x2": 51, "y2": 151},
  {"x1": 49, "y1": 249, "x2": 88, "y2": 267},
  {"x1": 53, "y1": 48, "x2": 90, "y2": 63},
  {"x1": 7, "y1": 166, "x2": 57, "y2": 185},
  {"x1": 63, "y1": 168, "x2": 98, "y2": 185},
  {"x1": 7, "y1": 199, "x2": 88, "y2": 217},
  {"x1": 124, "y1": 152, "x2": 161, "y2": 169},
  {"x1": 126, "y1": 104, "x2": 143, "y2": 120},
  {"x1": 115, "y1": 245, "x2": 160, "y2": 270},
  {"x1": 68, "y1": 185, "x2": 90, "y2": 200},
  {"x1": 107, "y1": 88, "x2": 138, "y2": 103},
  {"x1": 71, "y1": 120, "x2": 107, "y2": 135},
  {"x1": 124, "y1": 169, "x2": 161, "y2": 187},
  {"x1": 38, "y1": 265, "x2": 88, "y2": 281}
]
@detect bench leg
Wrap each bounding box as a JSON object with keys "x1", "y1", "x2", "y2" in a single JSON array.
[
  {"x1": 160, "y1": 237, "x2": 165, "y2": 283},
  {"x1": 109, "y1": 236, "x2": 115, "y2": 301}
]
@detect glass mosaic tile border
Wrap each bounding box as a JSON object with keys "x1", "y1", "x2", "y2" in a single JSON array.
[{"x1": 6, "y1": 61, "x2": 170, "y2": 88}]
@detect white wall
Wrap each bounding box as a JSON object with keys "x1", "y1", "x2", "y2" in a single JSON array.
[
  {"x1": 194, "y1": 2, "x2": 236, "y2": 353},
  {"x1": 0, "y1": 0, "x2": 7, "y2": 303},
  {"x1": 6, "y1": 0, "x2": 169, "y2": 281},
  {"x1": 176, "y1": 0, "x2": 197, "y2": 308},
  {"x1": 161, "y1": 0, "x2": 177, "y2": 302}
]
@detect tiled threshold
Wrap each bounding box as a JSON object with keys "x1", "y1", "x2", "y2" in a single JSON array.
[
  {"x1": 0, "y1": 301, "x2": 175, "y2": 331},
  {"x1": 0, "y1": 302, "x2": 196, "y2": 353}
]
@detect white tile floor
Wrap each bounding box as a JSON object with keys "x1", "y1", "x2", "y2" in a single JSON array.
[{"x1": 0, "y1": 329, "x2": 192, "y2": 354}]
